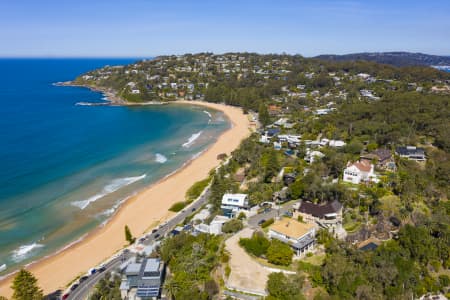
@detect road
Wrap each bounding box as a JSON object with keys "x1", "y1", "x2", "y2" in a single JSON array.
[
  {"x1": 65, "y1": 189, "x2": 210, "y2": 300},
  {"x1": 247, "y1": 201, "x2": 296, "y2": 228},
  {"x1": 66, "y1": 252, "x2": 130, "y2": 300}
]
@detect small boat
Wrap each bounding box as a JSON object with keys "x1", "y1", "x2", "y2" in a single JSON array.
[{"x1": 0, "y1": 264, "x2": 6, "y2": 272}]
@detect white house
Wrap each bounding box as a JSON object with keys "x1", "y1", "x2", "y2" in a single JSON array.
[
  {"x1": 268, "y1": 218, "x2": 316, "y2": 256},
  {"x1": 193, "y1": 215, "x2": 229, "y2": 235},
  {"x1": 221, "y1": 193, "x2": 249, "y2": 218},
  {"x1": 305, "y1": 150, "x2": 325, "y2": 163},
  {"x1": 328, "y1": 140, "x2": 346, "y2": 148},
  {"x1": 343, "y1": 160, "x2": 378, "y2": 184}
]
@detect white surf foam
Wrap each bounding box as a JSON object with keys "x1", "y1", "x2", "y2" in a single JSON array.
[
  {"x1": 203, "y1": 110, "x2": 212, "y2": 118},
  {"x1": 182, "y1": 131, "x2": 203, "y2": 148},
  {"x1": 71, "y1": 174, "x2": 146, "y2": 210},
  {"x1": 155, "y1": 153, "x2": 168, "y2": 163},
  {"x1": 11, "y1": 243, "x2": 44, "y2": 262}
]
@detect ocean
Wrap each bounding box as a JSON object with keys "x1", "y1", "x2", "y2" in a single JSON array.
[{"x1": 0, "y1": 59, "x2": 229, "y2": 274}]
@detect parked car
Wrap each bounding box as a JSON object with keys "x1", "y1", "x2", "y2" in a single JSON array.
[
  {"x1": 191, "y1": 207, "x2": 196, "y2": 212},
  {"x1": 89, "y1": 268, "x2": 97, "y2": 275},
  {"x1": 79, "y1": 275, "x2": 89, "y2": 283},
  {"x1": 154, "y1": 233, "x2": 161, "y2": 239},
  {"x1": 98, "y1": 265, "x2": 106, "y2": 272},
  {"x1": 62, "y1": 293, "x2": 70, "y2": 300},
  {"x1": 258, "y1": 219, "x2": 266, "y2": 226},
  {"x1": 151, "y1": 228, "x2": 158, "y2": 233},
  {"x1": 284, "y1": 211, "x2": 293, "y2": 217},
  {"x1": 70, "y1": 284, "x2": 79, "y2": 291}
]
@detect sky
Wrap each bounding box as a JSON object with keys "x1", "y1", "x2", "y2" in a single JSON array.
[{"x1": 1, "y1": 0, "x2": 449, "y2": 57}]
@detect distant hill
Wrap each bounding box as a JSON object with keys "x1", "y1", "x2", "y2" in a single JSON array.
[{"x1": 315, "y1": 52, "x2": 450, "y2": 67}]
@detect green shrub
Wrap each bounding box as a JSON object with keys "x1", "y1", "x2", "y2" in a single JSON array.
[
  {"x1": 222, "y1": 219, "x2": 244, "y2": 233},
  {"x1": 237, "y1": 211, "x2": 247, "y2": 220},
  {"x1": 266, "y1": 239, "x2": 293, "y2": 266},
  {"x1": 169, "y1": 201, "x2": 187, "y2": 212},
  {"x1": 186, "y1": 177, "x2": 211, "y2": 203},
  {"x1": 261, "y1": 218, "x2": 275, "y2": 228},
  {"x1": 239, "y1": 232, "x2": 270, "y2": 257}
]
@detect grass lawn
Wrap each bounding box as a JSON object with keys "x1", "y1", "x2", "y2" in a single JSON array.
[
  {"x1": 343, "y1": 220, "x2": 361, "y2": 232},
  {"x1": 254, "y1": 256, "x2": 297, "y2": 271},
  {"x1": 303, "y1": 253, "x2": 325, "y2": 266}
]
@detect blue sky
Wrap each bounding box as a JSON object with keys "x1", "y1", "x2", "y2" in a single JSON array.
[{"x1": 1, "y1": 0, "x2": 449, "y2": 57}]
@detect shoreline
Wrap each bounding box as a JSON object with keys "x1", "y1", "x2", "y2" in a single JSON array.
[
  {"x1": 55, "y1": 81, "x2": 170, "y2": 106},
  {"x1": 0, "y1": 100, "x2": 251, "y2": 297}
]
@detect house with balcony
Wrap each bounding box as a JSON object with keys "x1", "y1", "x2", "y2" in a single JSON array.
[
  {"x1": 395, "y1": 146, "x2": 426, "y2": 161},
  {"x1": 343, "y1": 160, "x2": 379, "y2": 184},
  {"x1": 221, "y1": 193, "x2": 249, "y2": 218},
  {"x1": 268, "y1": 218, "x2": 316, "y2": 256},
  {"x1": 120, "y1": 258, "x2": 165, "y2": 300}
]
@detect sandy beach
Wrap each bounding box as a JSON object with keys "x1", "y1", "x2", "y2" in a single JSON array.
[{"x1": 0, "y1": 100, "x2": 251, "y2": 297}]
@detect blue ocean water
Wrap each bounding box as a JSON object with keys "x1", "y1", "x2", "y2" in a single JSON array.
[{"x1": 0, "y1": 59, "x2": 228, "y2": 273}]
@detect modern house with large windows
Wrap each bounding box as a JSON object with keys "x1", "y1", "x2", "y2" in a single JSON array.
[
  {"x1": 221, "y1": 193, "x2": 249, "y2": 218},
  {"x1": 120, "y1": 258, "x2": 165, "y2": 300}
]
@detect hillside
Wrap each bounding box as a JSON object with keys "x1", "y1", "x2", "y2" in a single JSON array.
[{"x1": 315, "y1": 52, "x2": 450, "y2": 67}]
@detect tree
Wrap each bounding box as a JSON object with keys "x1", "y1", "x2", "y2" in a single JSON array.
[
  {"x1": 11, "y1": 269, "x2": 43, "y2": 300},
  {"x1": 289, "y1": 180, "x2": 305, "y2": 199},
  {"x1": 266, "y1": 240, "x2": 294, "y2": 266},
  {"x1": 222, "y1": 219, "x2": 243, "y2": 233},
  {"x1": 239, "y1": 232, "x2": 270, "y2": 257},
  {"x1": 258, "y1": 103, "x2": 270, "y2": 128},
  {"x1": 267, "y1": 272, "x2": 305, "y2": 300},
  {"x1": 124, "y1": 225, "x2": 135, "y2": 245}
]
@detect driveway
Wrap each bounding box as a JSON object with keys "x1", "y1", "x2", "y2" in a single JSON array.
[
  {"x1": 247, "y1": 201, "x2": 296, "y2": 228},
  {"x1": 224, "y1": 228, "x2": 270, "y2": 296}
]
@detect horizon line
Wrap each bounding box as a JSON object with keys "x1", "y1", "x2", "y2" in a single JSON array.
[{"x1": 0, "y1": 50, "x2": 449, "y2": 59}]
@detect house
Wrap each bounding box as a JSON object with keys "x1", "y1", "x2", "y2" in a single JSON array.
[
  {"x1": 360, "y1": 149, "x2": 395, "y2": 171},
  {"x1": 274, "y1": 141, "x2": 282, "y2": 150},
  {"x1": 268, "y1": 218, "x2": 316, "y2": 256},
  {"x1": 395, "y1": 146, "x2": 426, "y2": 161},
  {"x1": 259, "y1": 134, "x2": 271, "y2": 144},
  {"x1": 274, "y1": 118, "x2": 289, "y2": 127},
  {"x1": 328, "y1": 140, "x2": 346, "y2": 148},
  {"x1": 193, "y1": 215, "x2": 229, "y2": 235},
  {"x1": 273, "y1": 186, "x2": 289, "y2": 203},
  {"x1": 282, "y1": 173, "x2": 297, "y2": 185},
  {"x1": 296, "y1": 200, "x2": 343, "y2": 231},
  {"x1": 268, "y1": 105, "x2": 282, "y2": 116},
  {"x1": 221, "y1": 193, "x2": 249, "y2": 218},
  {"x1": 266, "y1": 128, "x2": 280, "y2": 137},
  {"x1": 120, "y1": 258, "x2": 165, "y2": 300},
  {"x1": 360, "y1": 89, "x2": 380, "y2": 100},
  {"x1": 343, "y1": 160, "x2": 378, "y2": 184},
  {"x1": 304, "y1": 150, "x2": 325, "y2": 163},
  {"x1": 315, "y1": 108, "x2": 332, "y2": 115}
]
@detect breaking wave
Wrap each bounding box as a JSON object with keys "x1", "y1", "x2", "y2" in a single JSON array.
[
  {"x1": 71, "y1": 174, "x2": 146, "y2": 210},
  {"x1": 182, "y1": 131, "x2": 202, "y2": 148},
  {"x1": 11, "y1": 243, "x2": 44, "y2": 262},
  {"x1": 155, "y1": 153, "x2": 168, "y2": 163}
]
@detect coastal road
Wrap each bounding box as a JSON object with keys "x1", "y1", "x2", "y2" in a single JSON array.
[
  {"x1": 66, "y1": 251, "x2": 130, "y2": 300},
  {"x1": 65, "y1": 189, "x2": 211, "y2": 300}
]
